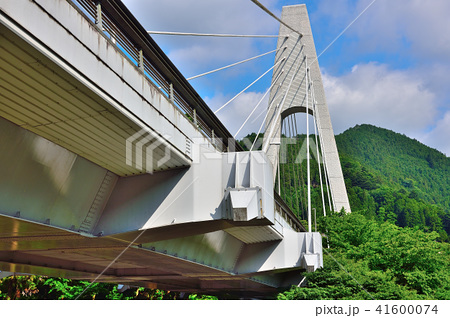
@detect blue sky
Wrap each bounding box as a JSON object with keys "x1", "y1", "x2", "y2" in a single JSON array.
[{"x1": 122, "y1": 0, "x2": 450, "y2": 156}]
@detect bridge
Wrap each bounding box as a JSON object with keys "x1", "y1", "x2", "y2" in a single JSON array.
[{"x1": 0, "y1": 0, "x2": 349, "y2": 297}]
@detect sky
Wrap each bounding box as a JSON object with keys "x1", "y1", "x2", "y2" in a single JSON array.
[{"x1": 122, "y1": 0, "x2": 450, "y2": 156}]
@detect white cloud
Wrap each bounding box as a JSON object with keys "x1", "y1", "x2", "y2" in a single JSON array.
[
  {"x1": 123, "y1": 0, "x2": 278, "y2": 35},
  {"x1": 323, "y1": 62, "x2": 438, "y2": 139},
  {"x1": 312, "y1": 0, "x2": 450, "y2": 60},
  {"x1": 422, "y1": 111, "x2": 450, "y2": 156},
  {"x1": 122, "y1": 0, "x2": 280, "y2": 77}
]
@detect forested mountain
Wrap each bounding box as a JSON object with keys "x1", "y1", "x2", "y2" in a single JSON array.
[
  {"x1": 335, "y1": 124, "x2": 450, "y2": 241},
  {"x1": 278, "y1": 124, "x2": 450, "y2": 300}
]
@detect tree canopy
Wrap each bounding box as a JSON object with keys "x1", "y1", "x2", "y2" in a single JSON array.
[{"x1": 278, "y1": 211, "x2": 450, "y2": 300}]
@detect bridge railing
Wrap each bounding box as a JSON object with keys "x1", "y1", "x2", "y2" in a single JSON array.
[
  {"x1": 274, "y1": 191, "x2": 307, "y2": 232},
  {"x1": 70, "y1": 0, "x2": 240, "y2": 153}
]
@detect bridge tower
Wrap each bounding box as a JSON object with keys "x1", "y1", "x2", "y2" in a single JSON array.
[{"x1": 263, "y1": 5, "x2": 351, "y2": 213}]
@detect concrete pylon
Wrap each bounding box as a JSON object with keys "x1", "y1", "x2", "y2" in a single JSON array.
[{"x1": 262, "y1": 5, "x2": 350, "y2": 212}]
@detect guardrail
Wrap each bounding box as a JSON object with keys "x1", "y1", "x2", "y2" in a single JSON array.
[
  {"x1": 69, "y1": 0, "x2": 242, "y2": 152},
  {"x1": 274, "y1": 191, "x2": 307, "y2": 232}
]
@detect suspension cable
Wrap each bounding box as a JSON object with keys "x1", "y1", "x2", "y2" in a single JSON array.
[
  {"x1": 233, "y1": 70, "x2": 284, "y2": 138},
  {"x1": 249, "y1": 50, "x2": 298, "y2": 130},
  {"x1": 187, "y1": 47, "x2": 285, "y2": 81},
  {"x1": 214, "y1": 57, "x2": 285, "y2": 114},
  {"x1": 250, "y1": 110, "x2": 268, "y2": 151},
  {"x1": 306, "y1": 57, "x2": 312, "y2": 232},
  {"x1": 249, "y1": 68, "x2": 285, "y2": 125},
  {"x1": 249, "y1": 84, "x2": 282, "y2": 151},
  {"x1": 308, "y1": 73, "x2": 327, "y2": 216},
  {"x1": 147, "y1": 30, "x2": 285, "y2": 38},
  {"x1": 250, "y1": 0, "x2": 303, "y2": 37},
  {"x1": 313, "y1": 100, "x2": 327, "y2": 217},
  {"x1": 262, "y1": 45, "x2": 305, "y2": 152},
  {"x1": 313, "y1": 93, "x2": 334, "y2": 212},
  {"x1": 289, "y1": 114, "x2": 301, "y2": 219},
  {"x1": 277, "y1": 153, "x2": 281, "y2": 194},
  {"x1": 309, "y1": 76, "x2": 334, "y2": 212},
  {"x1": 284, "y1": 118, "x2": 293, "y2": 207},
  {"x1": 322, "y1": 140, "x2": 334, "y2": 212},
  {"x1": 293, "y1": 112, "x2": 307, "y2": 220},
  {"x1": 250, "y1": 42, "x2": 304, "y2": 127},
  {"x1": 280, "y1": 120, "x2": 286, "y2": 197}
]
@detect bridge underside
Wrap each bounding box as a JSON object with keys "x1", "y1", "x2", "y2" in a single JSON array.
[
  {"x1": 0, "y1": 0, "x2": 323, "y2": 297},
  {"x1": 0, "y1": 214, "x2": 308, "y2": 297},
  {"x1": 0, "y1": 112, "x2": 321, "y2": 296},
  {"x1": 0, "y1": 16, "x2": 189, "y2": 176},
  {"x1": 0, "y1": 107, "x2": 322, "y2": 296}
]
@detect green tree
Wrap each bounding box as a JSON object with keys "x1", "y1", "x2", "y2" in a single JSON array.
[{"x1": 278, "y1": 211, "x2": 450, "y2": 300}]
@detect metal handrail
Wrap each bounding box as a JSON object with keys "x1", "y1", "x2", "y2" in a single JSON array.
[
  {"x1": 274, "y1": 191, "x2": 307, "y2": 232},
  {"x1": 70, "y1": 0, "x2": 239, "y2": 152}
]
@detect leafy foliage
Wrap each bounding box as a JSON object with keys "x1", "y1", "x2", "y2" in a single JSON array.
[
  {"x1": 336, "y1": 125, "x2": 450, "y2": 241},
  {"x1": 278, "y1": 211, "x2": 450, "y2": 300},
  {"x1": 238, "y1": 132, "x2": 263, "y2": 151},
  {"x1": 0, "y1": 275, "x2": 214, "y2": 300},
  {"x1": 274, "y1": 124, "x2": 450, "y2": 300}
]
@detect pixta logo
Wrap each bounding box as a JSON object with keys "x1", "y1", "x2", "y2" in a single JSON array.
[{"x1": 126, "y1": 129, "x2": 171, "y2": 174}]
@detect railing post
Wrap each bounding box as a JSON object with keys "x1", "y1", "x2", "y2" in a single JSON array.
[
  {"x1": 138, "y1": 49, "x2": 144, "y2": 72},
  {"x1": 193, "y1": 108, "x2": 198, "y2": 126},
  {"x1": 169, "y1": 83, "x2": 174, "y2": 105},
  {"x1": 95, "y1": 1, "x2": 102, "y2": 31}
]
